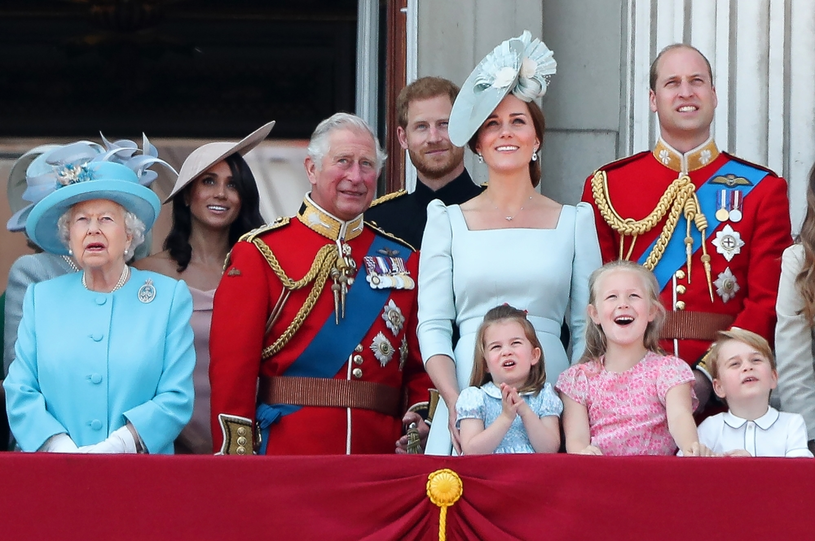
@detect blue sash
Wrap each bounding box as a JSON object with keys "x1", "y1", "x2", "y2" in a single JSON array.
[
  {"x1": 257, "y1": 234, "x2": 412, "y2": 453},
  {"x1": 638, "y1": 160, "x2": 767, "y2": 289}
]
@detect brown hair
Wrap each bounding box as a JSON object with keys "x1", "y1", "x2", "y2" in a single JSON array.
[
  {"x1": 649, "y1": 43, "x2": 714, "y2": 91},
  {"x1": 794, "y1": 163, "x2": 815, "y2": 326},
  {"x1": 467, "y1": 98, "x2": 545, "y2": 188},
  {"x1": 470, "y1": 304, "x2": 547, "y2": 394},
  {"x1": 581, "y1": 260, "x2": 666, "y2": 362},
  {"x1": 396, "y1": 76, "x2": 460, "y2": 129},
  {"x1": 708, "y1": 328, "x2": 776, "y2": 380}
]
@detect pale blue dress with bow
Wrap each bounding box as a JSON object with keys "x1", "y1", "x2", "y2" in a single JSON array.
[
  {"x1": 418, "y1": 200, "x2": 601, "y2": 455},
  {"x1": 456, "y1": 381, "x2": 563, "y2": 454}
]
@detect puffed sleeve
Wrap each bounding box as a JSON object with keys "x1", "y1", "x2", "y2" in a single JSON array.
[
  {"x1": 555, "y1": 364, "x2": 589, "y2": 405},
  {"x1": 417, "y1": 200, "x2": 456, "y2": 363},
  {"x1": 124, "y1": 279, "x2": 195, "y2": 453},
  {"x1": 455, "y1": 386, "x2": 486, "y2": 427},
  {"x1": 569, "y1": 203, "x2": 602, "y2": 364},
  {"x1": 655, "y1": 355, "x2": 697, "y2": 410},
  {"x1": 4, "y1": 284, "x2": 70, "y2": 451},
  {"x1": 775, "y1": 244, "x2": 815, "y2": 437},
  {"x1": 534, "y1": 383, "x2": 564, "y2": 417}
]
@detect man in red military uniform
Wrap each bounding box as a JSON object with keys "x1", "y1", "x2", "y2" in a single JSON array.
[
  {"x1": 209, "y1": 113, "x2": 431, "y2": 454},
  {"x1": 582, "y1": 44, "x2": 791, "y2": 413}
]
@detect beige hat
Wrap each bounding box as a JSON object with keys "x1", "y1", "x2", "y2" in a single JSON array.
[{"x1": 163, "y1": 120, "x2": 275, "y2": 203}]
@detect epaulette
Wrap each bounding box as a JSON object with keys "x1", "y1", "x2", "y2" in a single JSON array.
[
  {"x1": 592, "y1": 150, "x2": 651, "y2": 174},
  {"x1": 369, "y1": 189, "x2": 408, "y2": 208},
  {"x1": 721, "y1": 152, "x2": 780, "y2": 177},
  {"x1": 364, "y1": 221, "x2": 417, "y2": 252},
  {"x1": 238, "y1": 216, "x2": 291, "y2": 242}
]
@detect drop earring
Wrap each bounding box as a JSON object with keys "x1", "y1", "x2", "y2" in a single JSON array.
[{"x1": 477, "y1": 153, "x2": 484, "y2": 164}]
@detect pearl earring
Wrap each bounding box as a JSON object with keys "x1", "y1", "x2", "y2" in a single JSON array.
[
  {"x1": 531, "y1": 152, "x2": 538, "y2": 162},
  {"x1": 68, "y1": 249, "x2": 73, "y2": 256},
  {"x1": 477, "y1": 153, "x2": 484, "y2": 164}
]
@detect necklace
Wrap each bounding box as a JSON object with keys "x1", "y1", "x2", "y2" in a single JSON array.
[
  {"x1": 82, "y1": 265, "x2": 130, "y2": 293},
  {"x1": 490, "y1": 195, "x2": 533, "y2": 221},
  {"x1": 62, "y1": 255, "x2": 79, "y2": 272}
]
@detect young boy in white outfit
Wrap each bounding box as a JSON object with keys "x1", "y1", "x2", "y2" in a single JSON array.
[{"x1": 698, "y1": 329, "x2": 813, "y2": 457}]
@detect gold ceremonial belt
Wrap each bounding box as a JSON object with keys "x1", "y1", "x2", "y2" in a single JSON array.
[{"x1": 258, "y1": 376, "x2": 401, "y2": 418}]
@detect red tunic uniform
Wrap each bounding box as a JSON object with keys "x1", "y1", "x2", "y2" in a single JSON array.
[
  {"x1": 209, "y1": 197, "x2": 431, "y2": 454},
  {"x1": 581, "y1": 139, "x2": 791, "y2": 365}
]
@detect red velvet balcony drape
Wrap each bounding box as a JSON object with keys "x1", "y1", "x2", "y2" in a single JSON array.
[{"x1": 2, "y1": 453, "x2": 813, "y2": 540}]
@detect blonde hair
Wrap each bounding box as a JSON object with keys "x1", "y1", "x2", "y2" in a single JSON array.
[
  {"x1": 582, "y1": 260, "x2": 666, "y2": 362},
  {"x1": 470, "y1": 304, "x2": 547, "y2": 394},
  {"x1": 708, "y1": 328, "x2": 776, "y2": 380}
]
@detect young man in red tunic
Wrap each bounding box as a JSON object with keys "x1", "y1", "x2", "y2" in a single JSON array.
[
  {"x1": 210, "y1": 113, "x2": 431, "y2": 454},
  {"x1": 582, "y1": 44, "x2": 791, "y2": 414}
]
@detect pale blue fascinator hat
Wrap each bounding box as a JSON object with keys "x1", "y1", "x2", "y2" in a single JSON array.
[
  {"x1": 25, "y1": 135, "x2": 175, "y2": 255},
  {"x1": 6, "y1": 144, "x2": 61, "y2": 232},
  {"x1": 448, "y1": 30, "x2": 557, "y2": 147}
]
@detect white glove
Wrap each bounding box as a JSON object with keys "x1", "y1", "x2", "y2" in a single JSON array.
[
  {"x1": 78, "y1": 425, "x2": 138, "y2": 454},
  {"x1": 40, "y1": 433, "x2": 79, "y2": 453}
]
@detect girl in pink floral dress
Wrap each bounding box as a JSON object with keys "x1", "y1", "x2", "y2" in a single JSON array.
[{"x1": 556, "y1": 261, "x2": 713, "y2": 456}]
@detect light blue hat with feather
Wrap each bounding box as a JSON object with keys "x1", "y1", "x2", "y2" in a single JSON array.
[
  {"x1": 448, "y1": 31, "x2": 557, "y2": 147},
  {"x1": 25, "y1": 134, "x2": 175, "y2": 255}
]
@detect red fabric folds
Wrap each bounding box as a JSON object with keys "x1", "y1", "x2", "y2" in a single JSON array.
[{"x1": 1, "y1": 453, "x2": 813, "y2": 540}]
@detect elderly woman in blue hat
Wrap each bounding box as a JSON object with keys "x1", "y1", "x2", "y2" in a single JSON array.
[
  {"x1": 417, "y1": 31, "x2": 602, "y2": 455},
  {"x1": 4, "y1": 140, "x2": 195, "y2": 454}
]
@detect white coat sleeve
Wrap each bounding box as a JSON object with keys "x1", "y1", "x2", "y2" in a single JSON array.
[
  {"x1": 775, "y1": 245, "x2": 815, "y2": 438},
  {"x1": 417, "y1": 200, "x2": 456, "y2": 363}
]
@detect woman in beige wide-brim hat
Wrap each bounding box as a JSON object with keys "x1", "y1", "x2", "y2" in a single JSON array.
[{"x1": 135, "y1": 121, "x2": 272, "y2": 454}]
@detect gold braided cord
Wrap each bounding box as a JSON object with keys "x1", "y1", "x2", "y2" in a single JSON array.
[
  {"x1": 253, "y1": 240, "x2": 339, "y2": 359},
  {"x1": 426, "y1": 469, "x2": 463, "y2": 541},
  {"x1": 591, "y1": 170, "x2": 697, "y2": 271}
]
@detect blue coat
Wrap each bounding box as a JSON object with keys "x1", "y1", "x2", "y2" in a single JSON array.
[{"x1": 4, "y1": 268, "x2": 195, "y2": 454}]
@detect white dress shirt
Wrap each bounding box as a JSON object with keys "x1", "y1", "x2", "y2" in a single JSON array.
[{"x1": 698, "y1": 407, "x2": 813, "y2": 457}]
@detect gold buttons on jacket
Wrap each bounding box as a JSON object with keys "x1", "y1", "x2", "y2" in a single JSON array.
[
  {"x1": 675, "y1": 301, "x2": 686, "y2": 310},
  {"x1": 352, "y1": 368, "x2": 363, "y2": 379},
  {"x1": 675, "y1": 270, "x2": 686, "y2": 280},
  {"x1": 676, "y1": 285, "x2": 686, "y2": 295},
  {"x1": 353, "y1": 355, "x2": 363, "y2": 365}
]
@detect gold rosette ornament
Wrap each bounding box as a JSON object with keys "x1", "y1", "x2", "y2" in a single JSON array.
[{"x1": 426, "y1": 469, "x2": 463, "y2": 541}]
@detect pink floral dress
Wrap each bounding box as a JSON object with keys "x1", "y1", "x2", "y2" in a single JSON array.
[{"x1": 555, "y1": 351, "x2": 697, "y2": 456}]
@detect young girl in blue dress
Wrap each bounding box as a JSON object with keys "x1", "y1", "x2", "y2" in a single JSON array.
[{"x1": 455, "y1": 304, "x2": 563, "y2": 454}]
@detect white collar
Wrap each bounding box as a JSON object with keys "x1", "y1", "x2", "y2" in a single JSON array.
[{"x1": 723, "y1": 406, "x2": 779, "y2": 430}]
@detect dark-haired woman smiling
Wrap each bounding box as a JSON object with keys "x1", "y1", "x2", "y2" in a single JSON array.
[{"x1": 136, "y1": 122, "x2": 272, "y2": 453}]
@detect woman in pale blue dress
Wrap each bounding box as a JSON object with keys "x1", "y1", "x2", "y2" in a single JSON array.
[{"x1": 418, "y1": 31, "x2": 601, "y2": 455}]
